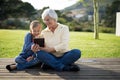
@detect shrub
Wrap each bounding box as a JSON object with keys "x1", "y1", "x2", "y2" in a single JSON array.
[{"x1": 99, "y1": 26, "x2": 115, "y2": 33}]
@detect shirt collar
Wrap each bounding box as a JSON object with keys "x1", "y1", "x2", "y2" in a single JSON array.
[{"x1": 44, "y1": 27, "x2": 51, "y2": 32}]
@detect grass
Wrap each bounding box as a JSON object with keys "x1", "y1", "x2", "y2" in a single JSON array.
[{"x1": 0, "y1": 29, "x2": 120, "y2": 58}]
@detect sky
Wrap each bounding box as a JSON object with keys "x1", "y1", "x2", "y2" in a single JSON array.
[{"x1": 21, "y1": 0, "x2": 79, "y2": 10}]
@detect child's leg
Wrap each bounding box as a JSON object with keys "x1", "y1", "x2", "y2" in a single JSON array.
[
  {"x1": 6, "y1": 56, "x2": 41, "y2": 71},
  {"x1": 15, "y1": 56, "x2": 26, "y2": 64},
  {"x1": 15, "y1": 50, "x2": 35, "y2": 64},
  {"x1": 16, "y1": 57, "x2": 40, "y2": 70},
  {"x1": 6, "y1": 56, "x2": 25, "y2": 71}
]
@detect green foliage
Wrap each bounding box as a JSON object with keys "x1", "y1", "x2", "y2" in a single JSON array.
[
  {"x1": 0, "y1": 19, "x2": 29, "y2": 29},
  {"x1": 38, "y1": 18, "x2": 46, "y2": 29},
  {"x1": 0, "y1": 0, "x2": 36, "y2": 29},
  {"x1": 104, "y1": 0, "x2": 120, "y2": 27},
  {"x1": 0, "y1": 0, "x2": 22, "y2": 20},
  {"x1": 17, "y1": 2, "x2": 36, "y2": 18},
  {"x1": 0, "y1": 0, "x2": 36, "y2": 20},
  {"x1": 67, "y1": 21, "x2": 94, "y2": 32},
  {"x1": 0, "y1": 0, "x2": 118, "y2": 33},
  {"x1": 0, "y1": 29, "x2": 120, "y2": 58},
  {"x1": 99, "y1": 26, "x2": 115, "y2": 33},
  {"x1": 58, "y1": 18, "x2": 67, "y2": 24}
]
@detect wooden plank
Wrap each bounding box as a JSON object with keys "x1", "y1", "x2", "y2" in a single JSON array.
[
  {"x1": 79, "y1": 58, "x2": 120, "y2": 61},
  {"x1": 0, "y1": 58, "x2": 120, "y2": 80},
  {"x1": 1, "y1": 58, "x2": 120, "y2": 62},
  {"x1": 1, "y1": 68, "x2": 120, "y2": 74},
  {"x1": 0, "y1": 79, "x2": 120, "y2": 80},
  {"x1": 0, "y1": 75, "x2": 120, "y2": 79},
  {"x1": 0, "y1": 70, "x2": 120, "y2": 76},
  {"x1": 1, "y1": 58, "x2": 120, "y2": 65},
  {"x1": 1, "y1": 65, "x2": 120, "y2": 70},
  {"x1": 2, "y1": 61, "x2": 120, "y2": 65}
]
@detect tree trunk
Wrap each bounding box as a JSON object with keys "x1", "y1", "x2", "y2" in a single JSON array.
[{"x1": 93, "y1": 0, "x2": 99, "y2": 39}]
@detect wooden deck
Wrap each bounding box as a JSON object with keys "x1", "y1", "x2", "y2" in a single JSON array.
[{"x1": 0, "y1": 58, "x2": 120, "y2": 80}]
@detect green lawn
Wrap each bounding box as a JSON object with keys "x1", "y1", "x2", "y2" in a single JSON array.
[{"x1": 0, "y1": 29, "x2": 120, "y2": 58}]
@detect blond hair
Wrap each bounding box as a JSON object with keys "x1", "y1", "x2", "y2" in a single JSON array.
[{"x1": 30, "y1": 20, "x2": 41, "y2": 30}]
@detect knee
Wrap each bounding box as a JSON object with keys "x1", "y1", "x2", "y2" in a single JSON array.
[
  {"x1": 15, "y1": 56, "x2": 19, "y2": 63},
  {"x1": 15, "y1": 56, "x2": 20, "y2": 63},
  {"x1": 71, "y1": 49, "x2": 81, "y2": 58},
  {"x1": 15, "y1": 56, "x2": 25, "y2": 63},
  {"x1": 36, "y1": 50, "x2": 48, "y2": 58}
]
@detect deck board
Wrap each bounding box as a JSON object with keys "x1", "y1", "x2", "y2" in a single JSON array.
[{"x1": 0, "y1": 58, "x2": 120, "y2": 80}]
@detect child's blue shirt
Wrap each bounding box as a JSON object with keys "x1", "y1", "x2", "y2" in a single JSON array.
[{"x1": 19, "y1": 32, "x2": 36, "y2": 58}]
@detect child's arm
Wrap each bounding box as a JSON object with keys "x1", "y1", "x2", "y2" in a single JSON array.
[{"x1": 22, "y1": 33, "x2": 34, "y2": 52}]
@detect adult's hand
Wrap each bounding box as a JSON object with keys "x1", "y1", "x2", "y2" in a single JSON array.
[{"x1": 31, "y1": 44, "x2": 40, "y2": 53}]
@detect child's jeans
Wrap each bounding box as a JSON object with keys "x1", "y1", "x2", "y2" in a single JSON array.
[{"x1": 15, "y1": 56, "x2": 40, "y2": 70}]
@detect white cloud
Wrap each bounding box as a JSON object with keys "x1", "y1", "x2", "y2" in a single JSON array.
[{"x1": 21, "y1": 0, "x2": 78, "y2": 10}]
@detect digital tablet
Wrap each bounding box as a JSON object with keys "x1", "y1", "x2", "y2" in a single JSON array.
[{"x1": 33, "y1": 38, "x2": 45, "y2": 47}]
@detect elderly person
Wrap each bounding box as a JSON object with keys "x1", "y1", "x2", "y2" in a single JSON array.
[{"x1": 31, "y1": 8, "x2": 81, "y2": 71}]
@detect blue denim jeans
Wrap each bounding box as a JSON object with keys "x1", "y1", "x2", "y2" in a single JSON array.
[
  {"x1": 36, "y1": 49, "x2": 81, "y2": 71},
  {"x1": 15, "y1": 55, "x2": 40, "y2": 70},
  {"x1": 15, "y1": 33, "x2": 41, "y2": 70}
]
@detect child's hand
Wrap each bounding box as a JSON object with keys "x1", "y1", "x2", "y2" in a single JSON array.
[
  {"x1": 26, "y1": 56, "x2": 34, "y2": 62},
  {"x1": 31, "y1": 44, "x2": 40, "y2": 53}
]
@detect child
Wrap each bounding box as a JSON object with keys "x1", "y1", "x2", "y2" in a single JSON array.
[{"x1": 6, "y1": 20, "x2": 42, "y2": 71}]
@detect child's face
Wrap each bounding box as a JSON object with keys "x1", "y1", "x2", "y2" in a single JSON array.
[{"x1": 31, "y1": 25, "x2": 41, "y2": 37}]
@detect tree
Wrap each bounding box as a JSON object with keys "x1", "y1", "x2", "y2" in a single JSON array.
[
  {"x1": 0, "y1": 0, "x2": 36, "y2": 20},
  {"x1": 93, "y1": 0, "x2": 99, "y2": 39},
  {"x1": 79, "y1": 0, "x2": 99, "y2": 39},
  {"x1": 16, "y1": 2, "x2": 36, "y2": 21},
  {"x1": 0, "y1": 0, "x2": 36, "y2": 28}
]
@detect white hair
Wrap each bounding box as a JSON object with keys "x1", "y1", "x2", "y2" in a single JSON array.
[{"x1": 41, "y1": 8, "x2": 58, "y2": 21}]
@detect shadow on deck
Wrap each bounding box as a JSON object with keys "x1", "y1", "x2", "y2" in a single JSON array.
[{"x1": 0, "y1": 58, "x2": 120, "y2": 80}]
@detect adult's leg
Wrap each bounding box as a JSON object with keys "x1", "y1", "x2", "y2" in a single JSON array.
[
  {"x1": 36, "y1": 50, "x2": 65, "y2": 71},
  {"x1": 59, "y1": 49, "x2": 81, "y2": 65}
]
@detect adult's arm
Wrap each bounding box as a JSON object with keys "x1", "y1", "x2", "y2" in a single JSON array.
[{"x1": 54, "y1": 26, "x2": 69, "y2": 52}]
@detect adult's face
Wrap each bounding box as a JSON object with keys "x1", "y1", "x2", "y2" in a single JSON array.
[{"x1": 43, "y1": 15, "x2": 57, "y2": 29}]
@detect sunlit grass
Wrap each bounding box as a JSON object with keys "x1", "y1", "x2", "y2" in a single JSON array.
[
  {"x1": 0, "y1": 29, "x2": 27, "y2": 58},
  {"x1": 70, "y1": 32, "x2": 120, "y2": 58},
  {"x1": 0, "y1": 29, "x2": 120, "y2": 58}
]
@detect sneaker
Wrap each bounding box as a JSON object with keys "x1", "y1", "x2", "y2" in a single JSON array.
[{"x1": 63, "y1": 64, "x2": 80, "y2": 72}]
